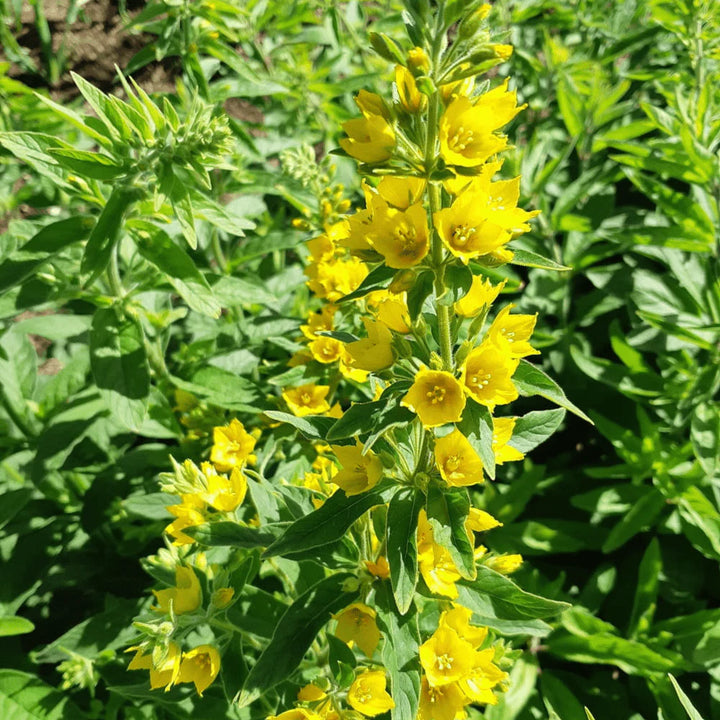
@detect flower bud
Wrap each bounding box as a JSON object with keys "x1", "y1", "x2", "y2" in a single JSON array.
[
  {"x1": 457, "y1": 4, "x2": 492, "y2": 39},
  {"x1": 390, "y1": 269, "x2": 416, "y2": 293},
  {"x1": 211, "y1": 587, "x2": 235, "y2": 609},
  {"x1": 407, "y1": 47, "x2": 430, "y2": 74},
  {"x1": 395, "y1": 65, "x2": 427, "y2": 113},
  {"x1": 490, "y1": 43, "x2": 514, "y2": 60}
]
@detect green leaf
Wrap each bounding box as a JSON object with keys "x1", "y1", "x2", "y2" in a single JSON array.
[
  {"x1": 508, "y1": 409, "x2": 565, "y2": 454},
  {"x1": 90, "y1": 307, "x2": 150, "y2": 431},
  {"x1": 458, "y1": 398, "x2": 495, "y2": 480},
  {"x1": 327, "y1": 400, "x2": 413, "y2": 443},
  {"x1": 263, "y1": 411, "x2": 336, "y2": 441},
  {"x1": 691, "y1": 404, "x2": 720, "y2": 478},
  {"x1": 0, "y1": 216, "x2": 94, "y2": 294},
  {"x1": 439, "y1": 263, "x2": 473, "y2": 306},
  {"x1": 226, "y1": 586, "x2": 288, "y2": 639},
  {"x1": 510, "y1": 248, "x2": 571, "y2": 271},
  {"x1": 541, "y1": 672, "x2": 587, "y2": 720},
  {"x1": 81, "y1": 187, "x2": 140, "y2": 281},
  {"x1": 546, "y1": 632, "x2": 681, "y2": 675},
  {"x1": 48, "y1": 148, "x2": 125, "y2": 180},
  {"x1": 185, "y1": 522, "x2": 280, "y2": 548},
  {"x1": 386, "y1": 488, "x2": 422, "y2": 614},
  {"x1": 375, "y1": 584, "x2": 422, "y2": 720},
  {"x1": 668, "y1": 675, "x2": 705, "y2": 720},
  {"x1": 457, "y1": 566, "x2": 569, "y2": 621},
  {"x1": 628, "y1": 538, "x2": 661, "y2": 638},
  {"x1": 0, "y1": 616, "x2": 34, "y2": 637},
  {"x1": 0, "y1": 489, "x2": 33, "y2": 531},
  {"x1": 0, "y1": 670, "x2": 84, "y2": 719},
  {"x1": 513, "y1": 360, "x2": 592, "y2": 423},
  {"x1": 237, "y1": 574, "x2": 357, "y2": 707},
  {"x1": 676, "y1": 487, "x2": 720, "y2": 561},
  {"x1": 602, "y1": 488, "x2": 666, "y2": 553},
  {"x1": 426, "y1": 485, "x2": 475, "y2": 580},
  {"x1": 407, "y1": 270, "x2": 434, "y2": 321},
  {"x1": 264, "y1": 483, "x2": 396, "y2": 559},
  {"x1": 132, "y1": 222, "x2": 221, "y2": 318},
  {"x1": 339, "y1": 264, "x2": 396, "y2": 302}
]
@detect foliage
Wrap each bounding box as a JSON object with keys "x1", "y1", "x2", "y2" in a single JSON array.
[{"x1": 0, "y1": 1, "x2": 718, "y2": 720}]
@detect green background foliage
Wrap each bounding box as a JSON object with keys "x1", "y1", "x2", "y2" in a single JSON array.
[{"x1": 0, "y1": 0, "x2": 718, "y2": 718}]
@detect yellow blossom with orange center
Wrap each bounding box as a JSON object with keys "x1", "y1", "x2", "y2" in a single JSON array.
[
  {"x1": 176, "y1": 645, "x2": 221, "y2": 696},
  {"x1": 283, "y1": 384, "x2": 331, "y2": 417},
  {"x1": 403, "y1": 368, "x2": 466, "y2": 427},
  {"x1": 434, "y1": 429, "x2": 485, "y2": 487},
  {"x1": 331, "y1": 440, "x2": 383, "y2": 496},
  {"x1": 333, "y1": 602, "x2": 381, "y2": 656},
  {"x1": 347, "y1": 670, "x2": 395, "y2": 716},
  {"x1": 461, "y1": 342, "x2": 518, "y2": 410}
]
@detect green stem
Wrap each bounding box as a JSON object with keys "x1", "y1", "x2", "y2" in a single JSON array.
[
  {"x1": 210, "y1": 229, "x2": 228, "y2": 273},
  {"x1": 424, "y1": 88, "x2": 454, "y2": 371}
]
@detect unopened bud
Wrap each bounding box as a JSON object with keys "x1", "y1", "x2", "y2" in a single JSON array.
[
  {"x1": 458, "y1": 4, "x2": 492, "y2": 39},
  {"x1": 369, "y1": 32, "x2": 405, "y2": 64},
  {"x1": 390, "y1": 269, "x2": 416, "y2": 294},
  {"x1": 490, "y1": 43, "x2": 514, "y2": 61},
  {"x1": 407, "y1": 47, "x2": 430, "y2": 75},
  {"x1": 395, "y1": 65, "x2": 427, "y2": 113},
  {"x1": 211, "y1": 587, "x2": 235, "y2": 609}
]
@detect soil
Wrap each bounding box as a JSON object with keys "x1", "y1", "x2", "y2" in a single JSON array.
[{"x1": 2, "y1": 0, "x2": 176, "y2": 98}]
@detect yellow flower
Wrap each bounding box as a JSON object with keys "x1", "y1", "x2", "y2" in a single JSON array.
[
  {"x1": 403, "y1": 368, "x2": 466, "y2": 428},
  {"x1": 395, "y1": 64, "x2": 426, "y2": 113},
  {"x1": 301, "y1": 305, "x2": 336, "y2": 339},
  {"x1": 407, "y1": 46, "x2": 430, "y2": 73},
  {"x1": 153, "y1": 565, "x2": 202, "y2": 615},
  {"x1": 345, "y1": 318, "x2": 394, "y2": 371},
  {"x1": 487, "y1": 305, "x2": 539, "y2": 358},
  {"x1": 466, "y1": 508, "x2": 502, "y2": 533},
  {"x1": 211, "y1": 419, "x2": 257, "y2": 472},
  {"x1": 283, "y1": 384, "x2": 331, "y2": 417},
  {"x1": 309, "y1": 335, "x2": 345, "y2": 364},
  {"x1": 438, "y1": 606, "x2": 488, "y2": 649},
  {"x1": 333, "y1": 602, "x2": 381, "y2": 656},
  {"x1": 340, "y1": 115, "x2": 395, "y2": 163},
  {"x1": 434, "y1": 429, "x2": 485, "y2": 487},
  {"x1": 355, "y1": 90, "x2": 390, "y2": 120},
  {"x1": 439, "y1": 80, "x2": 525, "y2": 167},
  {"x1": 486, "y1": 554, "x2": 523, "y2": 574},
  {"x1": 367, "y1": 289, "x2": 411, "y2": 333},
  {"x1": 440, "y1": 74, "x2": 475, "y2": 104},
  {"x1": 271, "y1": 710, "x2": 323, "y2": 720},
  {"x1": 203, "y1": 467, "x2": 247, "y2": 512},
  {"x1": 165, "y1": 494, "x2": 205, "y2": 545},
  {"x1": 339, "y1": 350, "x2": 371, "y2": 383},
  {"x1": 297, "y1": 684, "x2": 327, "y2": 702},
  {"x1": 331, "y1": 440, "x2": 383, "y2": 496},
  {"x1": 370, "y1": 203, "x2": 429, "y2": 268},
  {"x1": 347, "y1": 670, "x2": 395, "y2": 716},
  {"x1": 417, "y1": 510, "x2": 462, "y2": 598},
  {"x1": 305, "y1": 257, "x2": 369, "y2": 302},
  {"x1": 376, "y1": 176, "x2": 426, "y2": 209},
  {"x1": 177, "y1": 645, "x2": 221, "y2": 696},
  {"x1": 307, "y1": 233, "x2": 337, "y2": 263},
  {"x1": 433, "y1": 190, "x2": 509, "y2": 263},
  {"x1": 211, "y1": 587, "x2": 234, "y2": 609},
  {"x1": 417, "y1": 676, "x2": 467, "y2": 720},
  {"x1": 365, "y1": 555, "x2": 391, "y2": 579},
  {"x1": 492, "y1": 417, "x2": 524, "y2": 464},
  {"x1": 455, "y1": 277, "x2": 506, "y2": 318},
  {"x1": 459, "y1": 649, "x2": 508, "y2": 704},
  {"x1": 127, "y1": 642, "x2": 182, "y2": 691},
  {"x1": 461, "y1": 342, "x2": 518, "y2": 410},
  {"x1": 419, "y1": 626, "x2": 476, "y2": 686}
]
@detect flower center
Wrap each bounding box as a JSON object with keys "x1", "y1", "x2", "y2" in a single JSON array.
[
  {"x1": 437, "y1": 653, "x2": 454, "y2": 671},
  {"x1": 395, "y1": 223, "x2": 419, "y2": 255},
  {"x1": 445, "y1": 454, "x2": 461, "y2": 472},
  {"x1": 356, "y1": 682, "x2": 372, "y2": 704},
  {"x1": 426, "y1": 385, "x2": 446, "y2": 404},
  {"x1": 451, "y1": 223, "x2": 476, "y2": 247},
  {"x1": 448, "y1": 126, "x2": 475, "y2": 152},
  {"x1": 301, "y1": 392, "x2": 312, "y2": 404},
  {"x1": 469, "y1": 372, "x2": 492, "y2": 388}
]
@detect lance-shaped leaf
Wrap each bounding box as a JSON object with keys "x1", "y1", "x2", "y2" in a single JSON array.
[
  {"x1": 185, "y1": 522, "x2": 281, "y2": 548},
  {"x1": 510, "y1": 248, "x2": 571, "y2": 271},
  {"x1": 0, "y1": 216, "x2": 94, "y2": 294},
  {"x1": 236, "y1": 574, "x2": 357, "y2": 707},
  {"x1": 263, "y1": 411, "x2": 337, "y2": 441},
  {"x1": 513, "y1": 360, "x2": 592, "y2": 423},
  {"x1": 264, "y1": 482, "x2": 397, "y2": 559},
  {"x1": 386, "y1": 488, "x2": 423, "y2": 614},
  {"x1": 457, "y1": 566, "x2": 569, "y2": 622},
  {"x1": 375, "y1": 584, "x2": 422, "y2": 720},
  {"x1": 508, "y1": 409, "x2": 566, "y2": 454},
  {"x1": 327, "y1": 400, "x2": 413, "y2": 442},
  {"x1": 426, "y1": 485, "x2": 475, "y2": 580},
  {"x1": 81, "y1": 187, "x2": 142, "y2": 282},
  {"x1": 90, "y1": 307, "x2": 150, "y2": 431}
]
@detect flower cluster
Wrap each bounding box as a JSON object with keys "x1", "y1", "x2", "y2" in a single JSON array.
[{"x1": 125, "y1": 417, "x2": 260, "y2": 697}]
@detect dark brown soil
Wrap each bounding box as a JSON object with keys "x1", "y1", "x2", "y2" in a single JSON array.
[{"x1": 2, "y1": 0, "x2": 176, "y2": 98}]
